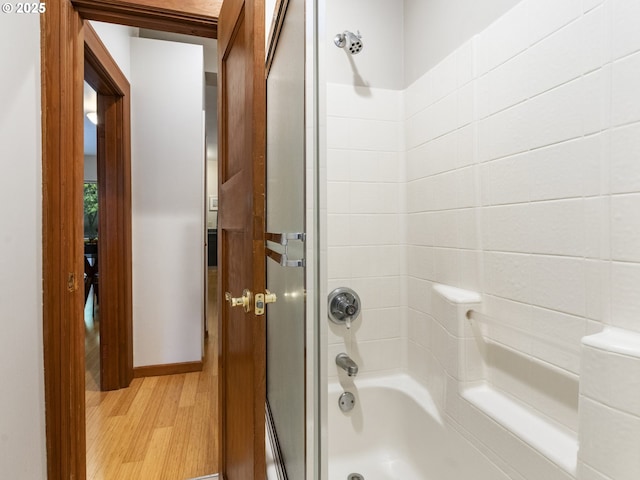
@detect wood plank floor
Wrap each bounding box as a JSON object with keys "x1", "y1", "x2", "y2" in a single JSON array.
[{"x1": 85, "y1": 268, "x2": 219, "y2": 480}]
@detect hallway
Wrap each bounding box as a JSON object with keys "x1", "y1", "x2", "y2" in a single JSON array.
[{"x1": 85, "y1": 268, "x2": 219, "y2": 480}]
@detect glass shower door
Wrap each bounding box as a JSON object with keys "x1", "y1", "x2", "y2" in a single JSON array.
[{"x1": 265, "y1": 0, "x2": 307, "y2": 477}]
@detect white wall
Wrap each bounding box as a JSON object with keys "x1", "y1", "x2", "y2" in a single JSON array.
[
  {"x1": 325, "y1": 0, "x2": 614, "y2": 401},
  {"x1": 88, "y1": 26, "x2": 207, "y2": 367},
  {"x1": 326, "y1": 0, "x2": 640, "y2": 478},
  {"x1": 326, "y1": 0, "x2": 404, "y2": 90},
  {"x1": 324, "y1": 2, "x2": 404, "y2": 377},
  {"x1": 206, "y1": 85, "x2": 218, "y2": 229},
  {"x1": 90, "y1": 21, "x2": 139, "y2": 81},
  {"x1": 138, "y1": 29, "x2": 218, "y2": 74},
  {"x1": 130, "y1": 37, "x2": 204, "y2": 367},
  {"x1": 326, "y1": 84, "x2": 404, "y2": 378},
  {"x1": 403, "y1": 0, "x2": 522, "y2": 87},
  {"x1": 0, "y1": 13, "x2": 47, "y2": 480},
  {"x1": 325, "y1": 0, "x2": 521, "y2": 89},
  {"x1": 403, "y1": 2, "x2": 640, "y2": 478},
  {"x1": 324, "y1": 0, "x2": 525, "y2": 379},
  {"x1": 404, "y1": 0, "x2": 614, "y2": 382},
  {"x1": 84, "y1": 154, "x2": 97, "y2": 182}
]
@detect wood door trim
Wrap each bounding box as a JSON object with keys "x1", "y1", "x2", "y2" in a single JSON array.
[
  {"x1": 41, "y1": 3, "x2": 86, "y2": 478},
  {"x1": 42, "y1": 2, "x2": 218, "y2": 478},
  {"x1": 72, "y1": 0, "x2": 221, "y2": 38},
  {"x1": 84, "y1": 20, "x2": 134, "y2": 392},
  {"x1": 84, "y1": 22, "x2": 129, "y2": 94}
]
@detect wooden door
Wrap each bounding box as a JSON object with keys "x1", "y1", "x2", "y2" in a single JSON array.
[{"x1": 217, "y1": 0, "x2": 267, "y2": 478}]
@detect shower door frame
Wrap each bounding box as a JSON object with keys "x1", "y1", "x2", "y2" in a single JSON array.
[
  {"x1": 264, "y1": 0, "x2": 324, "y2": 478},
  {"x1": 311, "y1": 0, "x2": 329, "y2": 478},
  {"x1": 265, "y1": 1, "x2": 306, "y2": 478}
]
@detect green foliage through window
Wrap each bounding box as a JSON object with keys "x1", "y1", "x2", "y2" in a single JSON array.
[{"x1": 84, "y1": 182, "x2": 98, "y2": 239}]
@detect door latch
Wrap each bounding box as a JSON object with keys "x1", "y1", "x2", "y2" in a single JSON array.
[{"x1": 255, "y1": 289, "x2": 277, "y2": 315}]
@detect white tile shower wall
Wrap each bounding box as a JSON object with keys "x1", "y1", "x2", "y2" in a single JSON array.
[
  {"x1": 403, "y1": 0, "x2": 640, "y2": 478},
  {"x1": 326, "y1": 83, "x2": 404, "y2": 379},
  {"x1": 577, "y1": 329, "x2": 640, "y2": 479},
  {"x1": 325, "y1": 0, "x2": 640, "y2": 477}
]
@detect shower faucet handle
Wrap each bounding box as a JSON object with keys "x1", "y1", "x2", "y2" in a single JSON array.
[{"x1": 328, "y1": 287, "x2": 362, "y2": 329}]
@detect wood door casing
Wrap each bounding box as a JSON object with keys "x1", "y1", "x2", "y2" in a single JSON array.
[
  {"x1": 41, "y1": 3, "x2": 86, "y2": 478},
  {"x1": 218, "y1": 0, "x2": 267, "y2": 478},
  {"x1": 84, "y1": 22, "x2": 134, "y2": 392},
  {"x1": 72, "y1": 0, "x2": 222, "y2": 38}
]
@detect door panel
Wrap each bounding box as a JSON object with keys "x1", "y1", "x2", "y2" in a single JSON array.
[
  {"x1": 218, "y1": 0, "x2": 267, "y2": 478},
  {"x1": 222, "y1": 229, "x2": 254, "y2": 478},
  {"x1": 224, "y1": 23, "x2": 248, "y2": 181}
]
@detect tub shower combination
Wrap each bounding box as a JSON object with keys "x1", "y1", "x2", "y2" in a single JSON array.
[
  {"x1": 327, "y1": 283, "x2": 640, "y2": 480},
  {"x1": 328, "y1": 285, "x2": 512, "y2": 480}
]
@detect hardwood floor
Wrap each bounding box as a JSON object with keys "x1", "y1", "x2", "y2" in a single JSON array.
[{"x1": 85, "y1": 268, "x2": 219, "y2": 480}]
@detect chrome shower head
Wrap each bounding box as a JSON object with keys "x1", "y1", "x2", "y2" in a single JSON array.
[{"x1": 334, "y1": 30, "x2": 363, "y2": 55}]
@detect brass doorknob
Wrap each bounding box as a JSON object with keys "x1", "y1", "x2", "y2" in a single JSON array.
[{"x1": 225, "y1": 289, "x2": 252, "y2": 313}]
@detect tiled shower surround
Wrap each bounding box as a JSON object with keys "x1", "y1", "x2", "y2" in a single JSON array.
[{"x1": 326, "y1": 0, "x2": 640, "y2": 479}]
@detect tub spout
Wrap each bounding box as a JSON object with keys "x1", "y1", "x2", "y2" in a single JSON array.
[{"x1": 336, "y1": 353, "x2": 358, "y2": 377}]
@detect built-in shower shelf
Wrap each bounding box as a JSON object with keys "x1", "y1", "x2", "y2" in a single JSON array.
[
  {"x1": 582, "y1": 326, "x2": 640, "y2": 357},
  {"x1": 462, "y1": 385, "x2": 578, "y2": 475}
]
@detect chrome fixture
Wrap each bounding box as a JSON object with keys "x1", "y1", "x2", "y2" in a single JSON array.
[
  {"x1": 336, "y1": 353, "x2": 359, "y2": 377},
  {"x1": 348, "y1": 474, "x2": 365, "y2": 480},
  {"x1": 334, "y1": 30, "x2": 363, "y2": 54},
  {"x1": 265, "y1": 231, "x2": 306, "y2": 268},
  {"x1": 328, "y1": 287, "x2": 361, "y2": 329},
  {"x1": 338, "y1": 391, "x2": 356, "y2": 412}
]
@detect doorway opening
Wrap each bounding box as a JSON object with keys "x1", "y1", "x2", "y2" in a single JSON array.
[
  {"x1": 41, "y1": 2, "x2": 269, "y2": 478},
  {"x1": 81, "y1": 20, "x2": 219, "y2": 479},
  {"x1": 83, "y1": 21, "x2": 134, "y2": 395},
  {"x1": 83, "y1": 81, "x2": 100, "y2": 392}
]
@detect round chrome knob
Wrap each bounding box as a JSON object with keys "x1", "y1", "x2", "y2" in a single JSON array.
[
  {"x1": 328, "y1": 287, "x2": 361, "y2": 328},
  {"x1": 338, "y1": 391, "x2": 356, "y2": 412}
]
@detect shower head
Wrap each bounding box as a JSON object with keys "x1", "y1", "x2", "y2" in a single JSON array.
[{"x1": 334, "y1": 30, "x2": 363, "y2": 55}]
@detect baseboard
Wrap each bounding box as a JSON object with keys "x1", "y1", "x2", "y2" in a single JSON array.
[{"x1": 133, "y1": 360, "x2": 203, "y2": 378}]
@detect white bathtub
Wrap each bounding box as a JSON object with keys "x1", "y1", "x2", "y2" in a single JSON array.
[{"x1": 328, "y1": 374, "x2": 508, "y2": 480}]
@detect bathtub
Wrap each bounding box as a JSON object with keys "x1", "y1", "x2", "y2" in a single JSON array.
[{"x1": 328, "y1": 374, "x2": 508, "y2": 480}]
